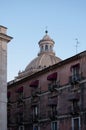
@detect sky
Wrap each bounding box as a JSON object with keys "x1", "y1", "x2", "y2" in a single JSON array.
[{"x1": 0, "y1": 0, "x2": 86, "y2": 81}]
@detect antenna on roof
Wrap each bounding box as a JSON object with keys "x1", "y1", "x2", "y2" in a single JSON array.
[{"x1": 75, "y1": 38, "x2": 79, "y2": 54}]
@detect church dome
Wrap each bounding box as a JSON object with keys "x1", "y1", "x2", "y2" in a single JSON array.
[
  {"x1": 39, "y1": 32, "x2": 54, "y2": 43},
  {"x1": 25, "y1": 53, "x2": 61, "y2": 71},
  {"x1": 17, "y1": 31, "x2": 62, "y2": 79}
]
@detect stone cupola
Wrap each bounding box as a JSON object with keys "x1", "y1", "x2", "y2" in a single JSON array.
[
  {"x1": 16, "y1": 31, "x2": 61, "y2": 80},
  {"x1": 38, "y1": 30, "x2": 55, "y2": 56}
]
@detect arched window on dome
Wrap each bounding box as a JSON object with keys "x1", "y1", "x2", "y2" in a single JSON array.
[
  {"x1": 45, "y1": 44, "x2": 48, "y2": 51},
  {"x1": 50, "y1": 45, "x2": 53, "y2": 51},
  {"x1": 40, "y1": 45, "x2": 43, "y2": 52}
]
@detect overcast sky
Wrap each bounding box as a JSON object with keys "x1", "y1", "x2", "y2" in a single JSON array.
[{"x1": 0, "y1": 0, "x2": 86, "y2": 81}]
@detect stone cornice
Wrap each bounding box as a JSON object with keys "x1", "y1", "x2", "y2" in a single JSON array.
[{"x1": 0, "y1": 33, "x2": 13, "y2": 42}]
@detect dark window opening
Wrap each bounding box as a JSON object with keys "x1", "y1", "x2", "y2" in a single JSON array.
[
  {"x1": 51, "y1": 122, "x2": 57, "y2": 130},
  {"x1": 72, "y1": 117, "x2": 80, "y2": 130},
  {"x1": 45, "y1": 45, "x2": 48, "y2": 51}
]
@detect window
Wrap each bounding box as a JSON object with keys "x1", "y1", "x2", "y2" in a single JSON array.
[
  {"x1": 45, "y1": 44, "x2": 48, "y2": 51},
  {"x1": 19, "y1": 92, "x2": 23, "y2": 99},
  {"x1": 70, "y1": 64, "x2": 81, "y2": 84},
  {"x1": 33, "y1": 125, "x2": 39, "y2": 130},
  {"x1": 71, "y1": 64, "x2": 80, "y2": 76},
  {"x1": 50, "y1": 45, "x2": 53, "y2": 51},
  {"x1": 51, "y1": 122, "x2": 57, "y2": 130},
  {"x1": 19, "y1": 126, "x2": 24, "y2": 130},
  {"x1": 52, "y1": 80, "x2": 57, "y2": 86},
  {"x1": 33, "y1": 106, "x2": 38, "y2": 116},
  {"x1": 7, "y1": 92, "x2": 11, "y2": 103},
  {"x1": 51, "y1": 105, "x2": 57, "y2": 118},
  {"x1": 73, "y1": 100, "x2": 78, "y2": 109},
  {"x1": 72, "y1": 117, "x2": 81, "y2": 130},
  {"x1": 41, "y1": 45, "x2": 43, "y2": 52},
  {"x1": 52, "y1": 105, "x2": 57, "y2": 114},
  {"x1": 17, "y1": 87, "x2": 23, "y2": 103},
  {"x1": 8, "y1": 128, "x2": 12, "y2": 130},
  {"x1": 17, "y1": 92, "x2": 23, "y2": 104},
  {"x1": 72, "y1": 100, "x2": 80, "y2": 114}
]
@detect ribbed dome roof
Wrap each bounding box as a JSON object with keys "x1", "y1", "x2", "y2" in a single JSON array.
[
  {"x1": 25, "y1": 53, "x2": 61, "y2": 71},
  {"x1": 41, "y1": 34, "x2": 53, "y2": 41},
  {"x1": 17, "y1": 31, "x2": 62, "y2": 79},
  {"x1": 38, "y1": 33, "x2": 54, "y2": 46}
]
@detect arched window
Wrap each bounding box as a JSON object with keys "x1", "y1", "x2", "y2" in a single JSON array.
[
  {"x1": 45, "y1": 45, "x2": 48, "y2": 51},
  {"x1": 50, "y1": 45, "x2": 53, "y2": 50},
  {"x1": 41, "y1": 45, "x2": 43, "y2": 52}
]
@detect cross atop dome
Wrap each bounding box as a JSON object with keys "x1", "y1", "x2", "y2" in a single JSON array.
[
  {"x1": 45, "y1": 30, "x2": 48, "y2": 35},
  {"x1": 45, "y1": 26, "x2": 48, "y2": 34}
]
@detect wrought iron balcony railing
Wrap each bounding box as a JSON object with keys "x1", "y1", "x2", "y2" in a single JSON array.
[
  {"x1": 31, "y1": 114, "x2": 39, "y2": 123},
  {"x1": 48, "y1": 110, "x2": 58, "y2": 120},
  {"x1": 48, "y1": 81, "x2": 60, "y2": 92},
  {"x1": 31, "y1": 88, "x2": 41, "y2": 97},
  {"x1": 68, "y1": 105, "x2": 80, "y2": 115},
  {"x1": 16, "y1": 117, "x2": 24, "y2": 124},
  {"x1": 69, "y1": 73, "x2": 82, "y2": 85}
]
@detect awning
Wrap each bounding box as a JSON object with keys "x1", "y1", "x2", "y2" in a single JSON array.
[
  {"x1": 47, "y1": 72, "x2": 57, "y2": 81},
  {"x1": 48, "y1": 98, "x2": 57, "y2": 106},
  {"x1": 68, "y1": 93, "x2": 80, "y2": 101},
  {"x1": 70, "y1": 63, "x2": 80, "y2": 71},
  {"x1": 17, "y1": 86, "x2": 23, "y2": 93},
  {"x1": 29, "y1": 80, "x2": 39, "y2": 87}
]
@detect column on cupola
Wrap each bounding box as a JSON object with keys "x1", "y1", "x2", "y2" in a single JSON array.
[{"x1": 38, "y1": 30, "x2": 55, "y2": 56}]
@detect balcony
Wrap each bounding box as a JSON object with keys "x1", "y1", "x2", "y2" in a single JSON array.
[
  {"x1": 31, "y1": 114, "x2": 39, "y2": 123},
  {"x1": 17, "y1": 94, "x2": 24, "y2": 105},
  {"x1": 39, "y1": 110, "x2": 48, "y2": 121},
  {"x1": 17, "y1": 97, "x2": 24, "y2": 103},
  {"x1": 68, "y1": 105, "x2": 80, "y2": 115},
  {"x1": 7, "y1": 115, "x2": 12, "y2": 125},
  {"x1": 48, "y1": 98, "x2": 57, "y2": 106},
  {"x1": 68, "y1": 93, "x2": 80, "y2": 102},
  {"x1": 69, "y1": 73, "x2": 82, "y2": 85},
  {"x1": 16, "y1": 114, "x2": 24, "y2": 125},
  {"x1": 31, "y1": 88, "x2": 41, "y2": 97},
  {"x1": 48, "y1": 81, "x2": 60, "y2": 92},
  {"x1": 48, "y1": 110, "x2": 57, "y2": 120}
]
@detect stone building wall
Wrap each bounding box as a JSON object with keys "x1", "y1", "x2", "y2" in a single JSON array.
[{"x1": 8, "y1": 51, "x2": 86, "y2": 130}]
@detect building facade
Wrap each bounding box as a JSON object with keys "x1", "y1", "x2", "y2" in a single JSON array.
[
  {"x1": 7, "y1": 32, "x2": 86, "y2": 130},
  {"x1": 0, "y1": 25, "x2": 12, "y2": 130}
]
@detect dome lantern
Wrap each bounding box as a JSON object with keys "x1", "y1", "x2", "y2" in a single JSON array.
[
  {"x1": 16, "y1": 31, "x2": 61, "y2": 80},
  {"x1": 38, "y1": 31, "x2": 55, "y2": 56}
]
